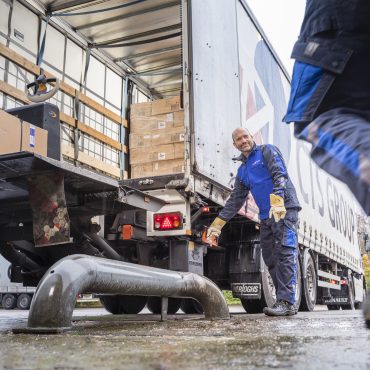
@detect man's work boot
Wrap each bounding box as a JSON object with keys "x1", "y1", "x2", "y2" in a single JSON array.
[{"x1": 263, "y1": 301, "x2": 296, "y2": 316}]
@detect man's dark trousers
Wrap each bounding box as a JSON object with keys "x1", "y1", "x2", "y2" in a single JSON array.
[{"x1": 260, "y1": 209, "x2": 299, "y2": 305}]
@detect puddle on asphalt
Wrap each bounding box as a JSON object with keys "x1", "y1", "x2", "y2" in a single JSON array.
[{"x1": 0, "y1": 313, "x2": 368, "y2": 370}]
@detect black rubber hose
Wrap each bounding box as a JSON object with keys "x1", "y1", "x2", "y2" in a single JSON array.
[
  {"x1": 83, "y1": 232, "x2": 122, "y2": 261},
  {"x1": 0, "y1": 243, "x2": 41, "y2": 271}
]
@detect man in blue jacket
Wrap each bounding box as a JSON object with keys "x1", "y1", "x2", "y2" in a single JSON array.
[
  {"x1": 207, "y1": 128, "x2": 301, "y2": 316},
  {"x1": 284, "y1": 0, "x2": 370, "y2": 215}
]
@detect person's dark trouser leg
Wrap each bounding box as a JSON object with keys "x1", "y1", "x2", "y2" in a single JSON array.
[
  {"x1": 275, "y1": 210, "x2": 299, "y2": 305},
  {"x1": 260, "y1": 219, "x2": 278, "y2": 292},
  {"x1": 263, "y1": 210, "x2": 299, "y2": 316},
  {"x1": 275, "y1": 246, "x2": 297, "y2": 305}
]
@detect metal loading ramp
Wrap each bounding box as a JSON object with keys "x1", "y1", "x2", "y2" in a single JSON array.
[{"x1": 14, "y1": 254, "x2": 230, "y2": 333}]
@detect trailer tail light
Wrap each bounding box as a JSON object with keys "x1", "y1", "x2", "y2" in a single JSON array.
[{"x1": 154, "y1": 212, "x2": 183, "y2": 230}]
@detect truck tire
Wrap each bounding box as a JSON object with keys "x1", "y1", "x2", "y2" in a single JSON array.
[
  {"x1": 300, "y1": 252, "x2": 317, "y2": 311},
  {"x1": 100, "y1": 295, "x2": 147, "y2": 314},
  {"x1": 240, "y1": 262, "x2": 276, "y2": 314},
  {"x1": 240, "y1": 298, "x2": 265, "y2": 314},
  {"x1": 16, "y1": 293, "x2": 32, "y2": 310},
  {"x1": 180, "y1": 298, "x2": 203, "y2": 314},
  {"x1": 2, "y1": 294, "x2": 17, "y2": 310},
  {"x1": 147, "y1": 297, "x2": 181, "y2": 314}
]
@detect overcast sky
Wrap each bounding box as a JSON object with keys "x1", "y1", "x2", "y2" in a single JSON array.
[{"x1": 246, "y1": 0, "x2": 306, "y2": 73}]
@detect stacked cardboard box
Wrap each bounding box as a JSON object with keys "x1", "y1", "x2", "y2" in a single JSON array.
[
  {"x1": 130, "y1": 97, "x2": 185, "y2": 178},
  {"x1": 0, "y1": 110, "x2": 48, "y2": 156}
]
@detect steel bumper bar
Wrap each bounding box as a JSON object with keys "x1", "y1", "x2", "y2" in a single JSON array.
[{"x1": 18, "y1": 254, "x2": 229, "y2": 333}]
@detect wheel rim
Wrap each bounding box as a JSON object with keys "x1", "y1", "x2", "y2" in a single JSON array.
[
  {"x1": 3, "y1": 295, "x2": 16, "y2": 308},
  {"x1": 306, "y1": 263, "x2": 316, "y2": 302}
]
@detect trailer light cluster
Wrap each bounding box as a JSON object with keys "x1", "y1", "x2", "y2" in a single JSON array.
[{"x1": 154, "y1": 212, "x2": 183, "y2": 230}]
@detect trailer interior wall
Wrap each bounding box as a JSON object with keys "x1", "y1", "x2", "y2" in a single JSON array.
[
  {"x1": 0, "y1": 0, "x2": 183, "y2": 179},
  {"x1": 0, "y1": 1, "x2": 126, "y2": 177},
  {"x1": 190, "y1": 0, "x2": 363, "y2": 274}
]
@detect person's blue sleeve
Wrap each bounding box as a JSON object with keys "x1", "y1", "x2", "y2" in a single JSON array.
[
  {"x1": 218, "y1": 177, "x2": 249, "y2": 221},
  {"x1": 261, "y1": 144, "x2": 288, "y2": 198}
]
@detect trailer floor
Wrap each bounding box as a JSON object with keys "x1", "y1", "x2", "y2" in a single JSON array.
[{"x1": 0, "y1": 307, "x2": 368, "y2": 370}]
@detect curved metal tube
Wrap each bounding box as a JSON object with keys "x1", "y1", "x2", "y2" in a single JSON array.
[{"x1": 27, "y1": 254, "x2": 229, "y2": 331}]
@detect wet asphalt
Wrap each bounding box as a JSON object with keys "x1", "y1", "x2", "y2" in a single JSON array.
[{"x1": 0, "y1": 306, "x2": 369, "y2": 370}]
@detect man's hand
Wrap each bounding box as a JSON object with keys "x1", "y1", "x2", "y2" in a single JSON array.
[
  {"x1": 269, "y1": 194, "x2": 286, "y2": 222},
  {"x1": 206, "y1": 217, "x2": 226, "y2": 242}
]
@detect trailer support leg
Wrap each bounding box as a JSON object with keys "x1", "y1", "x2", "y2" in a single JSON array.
[
  {"x1": 161, "y1": 297, "x2": 168, "y2": 322},
  {"x1": 14, "y1": 254, "x2": 229, "y2": 333}
]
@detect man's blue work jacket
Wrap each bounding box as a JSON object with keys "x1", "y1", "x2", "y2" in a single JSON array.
[
  {"x1": 284, "y1": 0, "x2": 370, "y2": 124},
  {"x1": 219, "y1": 144, "x2": 300, "y2": 221}
]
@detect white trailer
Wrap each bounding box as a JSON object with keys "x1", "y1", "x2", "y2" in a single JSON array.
[
  {"x1": 136, "y1": 0, "x2": 366, "y2": 312},
  {"x1": 0, "y1": 255, "x2": 35, "y2": 309},
  {"x1": 0, "y1": 0, "x2": 366, "y2": 315}
]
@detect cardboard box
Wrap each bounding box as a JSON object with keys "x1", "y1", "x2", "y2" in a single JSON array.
[
  {"x1": 21, "y1": 121, "x2": 48, "y2": 156},
  {"x1": 130, "y1": 142, "x2": 184, "y2": 165},
  {"x1": 130, "y1": 101, "x2": 152, "y2": 118},
  {"x1": 130, "y1": 97, "x2": 182, "y2": 119},
  {"x1": 130, "y1": 128, "x2": 185, "y2": 149},
  {"x1": 131, "y1": 159, "x2": 185, "y2": 178},
  {"x1": 0, "y1": 110, "x2": 48, "y2": 156},
  {"x1": 0, "y1": 110, "x2": 20, "y2": 155},
  {"x1": 130, "y1": 111, "x2": 184, "y2": 134},
  {"x1": 130, "y1": 113, "x2": 184, "y2": 134},
  {"x1": 151, "y1": 96, "x2": 182, "y2": 115}
]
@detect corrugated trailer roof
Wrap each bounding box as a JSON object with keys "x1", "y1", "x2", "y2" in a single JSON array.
[{"x1": 34, "y1": 0, "x2": 182, "y2": 97}]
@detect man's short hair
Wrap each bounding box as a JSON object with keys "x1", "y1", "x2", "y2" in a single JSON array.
[{"x1": 232, "y1": 127, "x2": 251, "y2": 142}]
